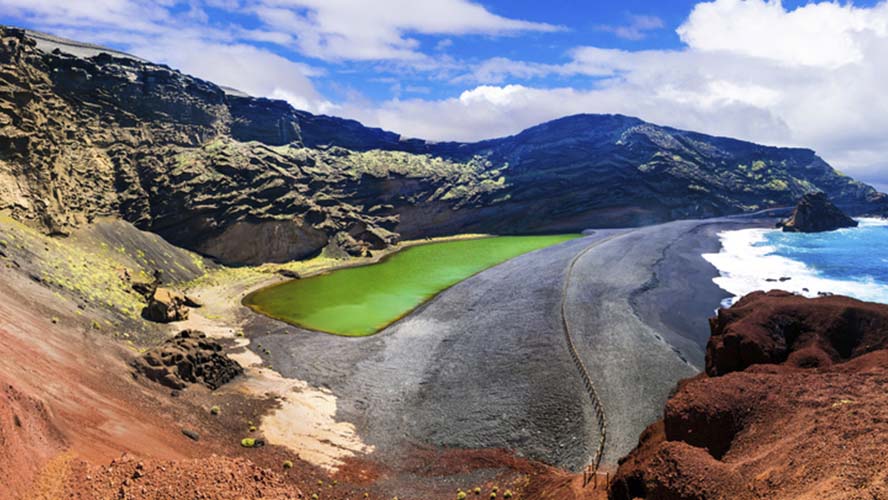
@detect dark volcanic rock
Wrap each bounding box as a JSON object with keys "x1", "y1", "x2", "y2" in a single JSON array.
[
  {"x1": 780, "y1": 191, "x2": 859, "y2": 232},
  {"x1": 610, "y1": 292, "x2": 888, "y2": 500},
  {"x1": 227, "y1": 95, "x2": 301, "y2": 146},
  {"x1": 1, "y1": 26, "x2": 885, "y2": 265},
  {"x1": 132, "y1": 330, "x2": 243, "y2": 390}
]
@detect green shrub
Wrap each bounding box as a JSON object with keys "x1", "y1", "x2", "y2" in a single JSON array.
[
  {"x1": 457, "y1": 491, "x2": 467, "y2": 500},
  {"x1": 503, "y1": 491, "x2": 512, "y2": 499},
  {"x1": 210, "y1": 405, "x2": 221, "y2": 415},
  {"x1": 282, "y1": 460, "x2": 293, "y2": 469},
  {"x1": 240, "y1": 438, "x2": 255, "y2": 447}
]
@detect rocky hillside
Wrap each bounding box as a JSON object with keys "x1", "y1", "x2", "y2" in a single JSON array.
[
  {"x1": 1, "y1": 26, "x2": 883, "y2": 264},
  {"x1": 610, "y1": 291, "x2": 888, "y2": 500}
]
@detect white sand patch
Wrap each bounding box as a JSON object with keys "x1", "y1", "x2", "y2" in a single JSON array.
[
  {"x1": 240, "y1": 368, "x2": 374, "y2": 471},
  {"x1": 172, "y1": 307, "x2": 371, "y2": 471}
]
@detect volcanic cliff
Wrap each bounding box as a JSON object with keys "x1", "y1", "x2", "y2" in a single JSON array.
[
  {"x1": 1, "y1": 26, "x2": 884, "y2": 264},
  {"x1": 610, "y1": 291, "x2": 888, "y2": 500}
]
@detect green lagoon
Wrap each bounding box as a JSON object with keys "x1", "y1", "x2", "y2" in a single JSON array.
[{"x1": 244, "y1": 234, "x2": 580, "y2": 336}]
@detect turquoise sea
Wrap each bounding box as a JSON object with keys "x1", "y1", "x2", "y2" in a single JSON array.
[{"x1": 703, "y1": 218, "x2": 888, "y2": 306}]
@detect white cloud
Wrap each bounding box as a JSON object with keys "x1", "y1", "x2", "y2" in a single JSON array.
[
  {"x1": 249, "y1": 0, "x2": 562, "y2": 61},
  {"x1": 0, "y1": 0, "x2": 175, "y2": 35},
  {"x1": 455, "y1": 57, "x2": 572, "y2": 84},
  {"x1": 599, "y1": 14, "x2": 664, "y2": 41},
  {"x1": 677, "y1": 0, "x2": 888, "y2": 68},
  {"x1": 130, "y1": 37, "x2": 332, "y2": 112}
]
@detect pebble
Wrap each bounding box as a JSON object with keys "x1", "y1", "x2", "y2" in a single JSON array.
[{"x1": 181, "y1": 429, "x2": 200, "y2": 441}]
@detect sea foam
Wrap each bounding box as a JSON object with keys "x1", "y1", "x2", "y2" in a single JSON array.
[{"x1": 703, "y1": 218, "x2": 888, "y2": 307}]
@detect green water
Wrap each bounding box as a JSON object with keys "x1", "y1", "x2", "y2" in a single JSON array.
[{"x1": 245, "y1": 234, "x2": 580, "y2": 336}]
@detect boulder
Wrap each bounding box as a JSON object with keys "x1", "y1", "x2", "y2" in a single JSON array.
[
  {"x1": 779, "y1": 192, "x2": 858, "y2": 233},
  {"x1": 132, "y1": 330, "x2": 243, "y2": 390},
  {"x1": 326, "y1": 232, "x2": 370, "y2": 258},
  {"x1": 142, "y1": 287, "x2": 189, "y2": 323},
  {"x1": 276, "y1": 269, "x2": 302, "y2": 279}
]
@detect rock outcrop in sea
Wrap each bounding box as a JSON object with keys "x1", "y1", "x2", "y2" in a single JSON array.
[
  {"x1": 610, "y1": 291, "x2": 888, "y2": 500},
  {"x1": 779, "y1": 191, "x2": 859, "y2": 233}
]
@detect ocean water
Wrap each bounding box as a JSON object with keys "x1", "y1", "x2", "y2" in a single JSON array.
[{"x1": 702, "y1": 218, "x2": 888, "y2": 307}]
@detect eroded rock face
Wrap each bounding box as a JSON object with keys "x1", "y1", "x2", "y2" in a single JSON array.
[
  {"x1": 610, "y1": 292, "x2": 888, "y2": 500},
  {"x1": 142, "y1": 287, "x2": 190, "y2": 323},
  {"x1": 132, "y1": 330, "x2": 243, "y2": 390},
  {"x1": 706, "y1": 290, "x2": 888, "y2": 375},
  {"x1": 780, "y1": 192, "x2": 859, "y2": 233}
]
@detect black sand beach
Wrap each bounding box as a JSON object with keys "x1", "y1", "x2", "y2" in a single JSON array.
[{"x1": 245, "y1": 218, "x2": 771, "y2": 471}]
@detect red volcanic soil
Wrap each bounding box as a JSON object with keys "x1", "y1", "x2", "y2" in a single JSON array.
[
  {"x1": 0, "y1": 271, "x2": 220, "y2": 499},
  {"x1": 59, "y1": 454, "x2": 304, "y2": 500},
  {"x1": 0, "y1": 264, "x2": 607, "y2": 499},
  {"x1": 610, "y1": 291, "x2": 888, "y2": 500}
]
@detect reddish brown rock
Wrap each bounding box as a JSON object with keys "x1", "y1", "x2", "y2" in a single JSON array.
[
  {"x1": 142, "y1": 287, "x2": 190, "y2": 323},
  {"x1": 706, "y1": 290, "x2": 888, "y2": 376},
  {"x1": 610, "y1": 292, "x2": 888, "y2": 500}
]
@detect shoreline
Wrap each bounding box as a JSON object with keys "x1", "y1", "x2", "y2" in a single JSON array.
[
  {"x1": 703, "y1": 217, "x2": 888, "y2": 306},
  {"x1": 629, "y1": 218, "x2": 774, "y2": 369},
  {"x1": 242, "y1": 233, "x2": 581, "y2": 337},
  {"x1": 169, "y1": 232, "x2": 504, "y2": 472}
]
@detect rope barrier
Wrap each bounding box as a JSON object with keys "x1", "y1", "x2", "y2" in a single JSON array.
[{"x1": 560, "y1": 236, "x2": 617, "y2": 481}]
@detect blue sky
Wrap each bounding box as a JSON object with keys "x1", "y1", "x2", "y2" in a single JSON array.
[{"x1": 2, "y1": 1, "x2": 888, "y2": 190}]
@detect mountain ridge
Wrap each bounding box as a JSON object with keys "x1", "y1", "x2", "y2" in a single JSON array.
[{"x1": 1, "y1": 26, "x2": 883, "y2": 264}]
